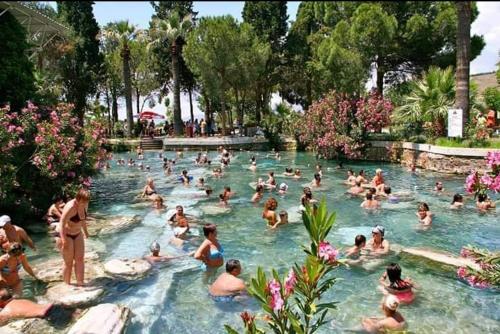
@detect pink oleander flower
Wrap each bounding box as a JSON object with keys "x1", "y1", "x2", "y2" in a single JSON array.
[
  {"x1": 318, "y1": 241, "x2": 338, "y2": 263},
  {"x1": 67, "y1": 171, "x2": 76, "y2": 178},
  {"x1": 457, "y1": 267, "x2": 467, "y2": 279},
  {"x1": 460, "y1": 248, "x2": 471, "y2": 258},
  {"x1": 82, "y1": 177, "x2": 92, "y2": 187},
  {"x1": 464, "y1": 172, "x2": 478, "y2": 193},
  {"x1": 489, "y1": 175, "x2": 500, "y2": 192},
  {"x1": 480, "y1": 174, "x2": 493, "y2": 187},
  {"x1": 485, "y1": 151, "x2": 500, "y2": 168},
  {"x1": 267, "y1": 279, "x2": 284, "y2": 312},
  {"x1": 284, "y1": 269, "x2": 297, "y2": 295}
]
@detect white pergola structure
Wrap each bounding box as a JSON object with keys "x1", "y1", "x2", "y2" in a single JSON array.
[{"x1": 0, "y1": 1, "x2": 69, "y2": 60}]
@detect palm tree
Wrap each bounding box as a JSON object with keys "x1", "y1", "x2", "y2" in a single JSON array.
[
  {"x1": 394, "y1": 66, "x2": 455, "y2": 137},
  {"x1": 102, "y1": 21, "x2": 139, "y2": 137},
  {"x1": 149, "y1": 11, "x2": 193, "y2": 136},
  {"x1": 455, "y1": 2, "x2": 471, "y2": 135}
]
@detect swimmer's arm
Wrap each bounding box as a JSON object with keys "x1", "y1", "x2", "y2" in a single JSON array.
[
  {"x1": 19, "y1": 228, "x2": 35, "y2": 251},
  {"x1": 193, "y1": 241, "x2": 208, "y2": 261},
  {"x1": 381, "y1": 241, "x2": 390, "y2": 254},
  {"x1": 20, "y1": 255, "x2": 38, "y2": 280}
]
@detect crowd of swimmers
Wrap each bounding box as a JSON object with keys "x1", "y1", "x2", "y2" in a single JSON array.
[{"x1": 0, "y1": 147, "x2": 496, "y2": 331}]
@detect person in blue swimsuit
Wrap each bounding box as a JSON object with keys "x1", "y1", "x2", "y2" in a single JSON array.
[
  {"x1": 0, "y1": 243, "x2": 38, "y2": 297},
  {"x1": 209, "y1": 259, "x2": 246, "y2": 302},
  {"x1": 194, "y1": 224, "x2": 224, "y2": 271}
]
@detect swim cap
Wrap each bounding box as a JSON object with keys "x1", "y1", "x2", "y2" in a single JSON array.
[
  {"x1": 384, "y1": 295, "x2": 399, "y2": 311},
  {"x1": 376, "y1": 168, "x2": 382, "y2": 174},
  {"x1": 372, "y1": 225, "x2": 385, "y2": 236},
  {"x1": 150, "y1": 241, "x2": 161, "y2": 252},
  {"x1": 280, "y1": 183, "x2": 288, "y2": 191}
]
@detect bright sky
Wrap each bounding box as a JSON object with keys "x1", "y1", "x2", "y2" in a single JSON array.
[{"x1": 47, "y1": 1, "x2": 500, "y2": 120}]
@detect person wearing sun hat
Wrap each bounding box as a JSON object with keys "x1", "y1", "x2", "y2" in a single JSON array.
[
  {"x1": 0, "y1": 216, "x2": 36, "y2": 252},
  {"x1": 366, "y1": 225, "x2": 390, "y2": 255},
  {"x1": 362, "y1": 294, "x2": 407, "y2": 333}
]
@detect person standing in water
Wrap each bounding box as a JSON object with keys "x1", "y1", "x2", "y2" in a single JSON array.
[
  {"x1": 209, "y1": 259, "x2": 246, "y2": 302},
  {"x1": 194, "y1": 224, "x2": 224, "y2": 271},
  {"x1": 366, "y1": 225, "x2": 390, "y2": 255},
  {"x1": 379, "y1": 263, "x2": 416, "y2": 304}
]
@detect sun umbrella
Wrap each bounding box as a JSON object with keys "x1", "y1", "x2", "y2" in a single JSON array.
[{"x1": 135, "y1": 111, "x2": 165, "y2": 120}]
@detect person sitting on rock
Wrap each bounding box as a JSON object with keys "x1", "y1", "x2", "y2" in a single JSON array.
[
  {"x1": 379, "y1": 263, "x2": 416, "y2": 305},
  {"x1": 0, "y1": 288, "x2": 73, "y2": 326},
  {"x1": 45, "y1": 196, "x2": 65, "y2": 228},
  {"x1": 0, "y1": 216, "x2": 36, "y2": 252},
  {"x1": 209, "y1": 259, "x2": 246, "y2": 302},
  {"x1": 0, "y1": 243, "x2": 39, "y2": 297},
  {"x1": 141, "y1": 178, "x2": 157, "y2": 199}
]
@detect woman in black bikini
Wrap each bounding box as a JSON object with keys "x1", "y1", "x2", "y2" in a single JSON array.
[
  {"x1": 59, "y1": 189, "x2": 90, "y2": 286},
  {"x1": 141, "y1": 178, "x2": 157, "y2": 198}
]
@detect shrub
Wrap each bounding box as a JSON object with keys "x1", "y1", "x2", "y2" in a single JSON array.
[{"x1": 299, "y1": 91, "x2": 392, "y2": 159}]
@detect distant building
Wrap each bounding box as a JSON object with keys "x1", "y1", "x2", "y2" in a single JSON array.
[{"x1": 471, "y1": 72, "x2": 499, "y2": 95}]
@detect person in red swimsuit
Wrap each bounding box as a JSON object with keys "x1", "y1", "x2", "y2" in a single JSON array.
[{"x1": 379, "y1": 263, "x2": 416, "y2": 304}]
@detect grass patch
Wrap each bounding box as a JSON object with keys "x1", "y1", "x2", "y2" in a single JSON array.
[{"x1": 433, "y1": 137, "x2": 500, "y2": 149}]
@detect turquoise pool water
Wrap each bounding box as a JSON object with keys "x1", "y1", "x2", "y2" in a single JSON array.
[{"x1": 26, "y1": 151, "x2": 499, "y2": 333}]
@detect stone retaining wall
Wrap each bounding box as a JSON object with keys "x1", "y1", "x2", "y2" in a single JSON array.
[{"x1": 363, "y1": 141, "x2": 495, "y2": 174}]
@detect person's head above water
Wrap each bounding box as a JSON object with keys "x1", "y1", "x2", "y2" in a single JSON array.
[
  {"x1": 355, "y1": 234, "x2": 366, "y2": 247},
  {"x1": 435, "y1": 181, "x2": 443, "y2": 190},
  {"x1": 314, "y1": 173, "x2": 321, "y2": 181},
  {"x1": 285, "y1": 167, "x2": 292, "y2": 173},
  {"x1": 384, "y1": 185, "x2": 392, "y2": 195},
  {"x1": 264, "y1": 197, "x2": 278, "y2": 210},
  {"x1": 452, "y1": 193, "x2": 463, "y2": 204},
  {"x1": 226, "y1": 259, "x2": 241, "y2": 275},
  {"x1": 383, "y1": 295, "x2": 400, "y2": 315},
  {"x1": 365, "y1": 193, "x2": 373, "y2": 200},
  {"x1": 418, "y1": 202, "x2": 429, "y2": 212},
  {"x1": 372, "y1": 225, "x2": 385, "y2": 239},
  {"x1": 203, "y1": 223, "x2": 217, "y2": 238},
  {"x1": 279, "y1": 183, "x2": 288, "y2": 192},
  {"x1": 150, "y1": 241, "x2": 161, "y2": 254},
  {"x1": 477, "y1": 193, "x2": 487, "y2": 202},
  {"x1": 385, "y1": 263, "x2": 403, "y2": 283}
]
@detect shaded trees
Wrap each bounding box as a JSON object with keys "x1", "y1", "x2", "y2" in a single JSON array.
[{"x1": 57, "y1": 1, "x2": 103, "y2": 123}]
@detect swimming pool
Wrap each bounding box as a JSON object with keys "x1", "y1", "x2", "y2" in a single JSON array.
[{"x1": 27, "y1": 150, "x2": 500, "y2": 333}]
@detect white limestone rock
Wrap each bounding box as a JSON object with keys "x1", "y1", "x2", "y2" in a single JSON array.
[
  {"x1": 41, "y1": 283, "x2": 104, "y2": 307},
  {"x1": 67, "y1": 304, "x2": 130, "y2": 334},
  {"x1": 104, "y1": 259, "x2": 152, "y2": 279}
]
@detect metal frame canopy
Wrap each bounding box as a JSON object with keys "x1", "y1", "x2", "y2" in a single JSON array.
[{"x1": 0, "y1": 1, "x2": 70, "y2": 59}]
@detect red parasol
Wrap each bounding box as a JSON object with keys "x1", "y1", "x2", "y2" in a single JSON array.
[{"x1": 135, "y1": 110, "x2": 165, "y2": 120}]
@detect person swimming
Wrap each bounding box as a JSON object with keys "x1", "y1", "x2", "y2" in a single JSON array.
[
  {"x1": 345, "y1": 169, "x2": 356, "y2": 185},
  {"x1": 293, "y1": 169, "x2": 302, "y2": 179},
  {"x1": 366, "y1": 225, "x2": 390, "y2": 255},
  {"x1": 416, "y1": 202, "x2": 432, "y2": 227},
  {"x1": 345, "y1": 234, "x2": 366, "y2": 260},
  {"x1": 361, "y1": 193, "x2": 380, "y2": 209},
  {"x1": 278, "y1": 183, "x2": 288, "y2": 195},
  {"x1": 476, "y1": 193, "x2": 496, "y2": 211},
  {"x1": 251, "y1": 184, "x2": 264, "y2": 203},
  {"x1": 379, "y1": 263, "x2": 416, "y2": 304},
  {"x1": 381, "y1": 186, "x2": 399, "y2": 203},
  {"x1": 262, "y1": 198, "x2": 278, "y2": 227},
  {"x1": 362, "y1": 295, "x2": 406, "y2": 333},
  {"x1": 450, "y1": 193, "x2": 464, "y2": 209},
  {"x1": 312, "y1": 173, "x2": 321, "y2": 187},
  {"x1": 284, "y1": 168, "x2": 294, "y2": 177},
  {"x1": 349, "y1": 181, "x2": 365, "y2": 195}
]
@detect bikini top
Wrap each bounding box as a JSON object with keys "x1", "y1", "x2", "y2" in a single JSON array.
[
  {"x1": 208, "y1": 245, "x2": 224, "y2": 260},
  {"x1": 1, "y1": 257, "x2": 21, "y2": 275},
  {"x1": 70, "y1": 207, "x2": 87, "y2": 223}
]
